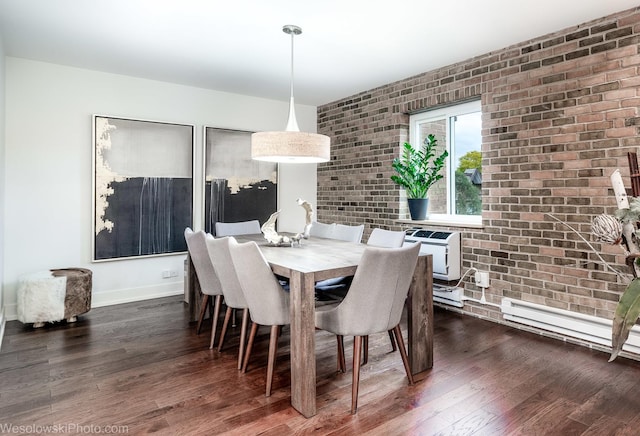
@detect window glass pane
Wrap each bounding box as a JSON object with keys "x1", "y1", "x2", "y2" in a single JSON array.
[
  {"x1": 409, "y1": 100, "x2": 481, "y2": 222},
  {"x1": 453, "y1": 112, "x2": 482, "y2": 216}
]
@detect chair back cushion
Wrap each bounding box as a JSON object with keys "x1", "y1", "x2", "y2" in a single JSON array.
[
  {"x1": 315, "y1": 242, "x2": 420, "y2": 336},
  {"x1": 309, "y1": 221, "x2": 336, "y2": 239},
  {"x1": 215, "y1": 220, "x2": 261, "y2": 237},
  {"x1": 206, "y1": 236, "x2": 247, "y2": 309},
  {"x1": 367, "y1": 228, "x2": 405, "y2": 248},
  {"x1": 228, "y1": 239, "x2": 290, "y2": 326},
  {"x1": 184, "y1": 228, "x2": 222, "y2": 296},
  {"x1": 333, "y1": 223, "x2": 364, "y2": 243}
]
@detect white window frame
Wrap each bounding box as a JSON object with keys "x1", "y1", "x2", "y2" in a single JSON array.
[{"x1": 409, "y1": 99, "x2": 482, "y2": 227}]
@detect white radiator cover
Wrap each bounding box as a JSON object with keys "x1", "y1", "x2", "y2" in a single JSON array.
[
  {"x1": 404, "y1": 229, "x2": 461, "y2": 281},
  {"x1": 501, "y1": 297, "x2": 640, "y2": 356}
]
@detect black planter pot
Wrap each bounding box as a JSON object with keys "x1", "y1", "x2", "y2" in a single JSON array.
[{"x1": 407, "y1": 198, "x2": 429, "y2": 220}]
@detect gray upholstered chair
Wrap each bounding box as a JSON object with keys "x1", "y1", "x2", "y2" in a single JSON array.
[
  {"x1": 333, "y1": 223, "x2": 365, "y2": 243},
  {"x1": 362, "y1": 227, "x2": 407, "y2": 358},
  {"x1": 367, "y1": 228, "x2": 406, "y2": 248},
  {"x1": 309, "y1": 221, "x2": 336, "y2": 239},
  {"x1": 184, "y1": 228, "x2": 224, "y2": 346},
  {"x1": 315, "y1": 242, "x2": 421, "y2": 413},
  {"x1": 206, "y1": 236, "x2": 249, "y2": 369},
  {"x1": 215, "y1": 220, "x2": 261, "y2": 237},
  {"x1": 228, "y1": 238, "x2": 290, "y2": 397},
  {"x1": 315, "y1": 223, "x2": 365, "y2": 292}
]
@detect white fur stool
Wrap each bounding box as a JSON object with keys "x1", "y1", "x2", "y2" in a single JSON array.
[{"x1": 17, "y1": 268, "x2": 92, "y2": 327}]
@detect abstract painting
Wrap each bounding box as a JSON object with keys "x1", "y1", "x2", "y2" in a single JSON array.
[
  {"x1": 93, "y1": 115, "x2": 194, "y2": 261},
  {"x1": 204, "y1": 127, "x2": 277, "y2": 235}
]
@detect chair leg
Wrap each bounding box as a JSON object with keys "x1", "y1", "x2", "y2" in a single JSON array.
[
  {"x1": 388, "y1": 330, "x2": 397, "y2": 352},
  {"x1": 392, "y1": 325, "x2": 415, "y2": 385},
  {"x1": 237, "y1": 308, "x2": 249, "y2": 370},
  {"x1": 352, "y1": 336, "x2": 363, "y2": 414},
  {"x1": 196, "y1": 294, "x2": 210, "y2": 335},
  {"x1": 336, "y1": 335, "x2": 346, "y2": 373},
  {"x1": 209, "y1": 295, "x2": 222, "y2": 349},
  {"x1": 217, "y1": 307, "x2": 233, "y2": 351},
  {"x1": 266, "y1": 325, "x2": 279, "y2": 397},
  {"x1": 362, "y1": 336, "x2": 369, "y2": 365},
  {"x1": 242, "y1": 322, "x2": 259, "y2": 373}
]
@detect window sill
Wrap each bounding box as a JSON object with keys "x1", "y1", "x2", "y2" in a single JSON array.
[{"x1": 396, "y1": 215, "x2": 483, "y2": 230}]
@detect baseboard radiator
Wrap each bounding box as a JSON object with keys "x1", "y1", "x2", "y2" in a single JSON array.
[
  {"x1": 501, "y1": 297, "x2": 640, "y2": 356},
  {"x1": 433, "y1": 284, "x2": 464, "y2": 308}
]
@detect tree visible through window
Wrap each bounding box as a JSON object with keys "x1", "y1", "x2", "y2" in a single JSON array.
[{"x1": 410, "y1": 100, "x2": 482, "y2": 223}]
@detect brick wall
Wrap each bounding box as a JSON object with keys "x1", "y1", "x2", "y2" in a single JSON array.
[{"x1": 317, "y1": 7, "x2": 640, "y2": 325}]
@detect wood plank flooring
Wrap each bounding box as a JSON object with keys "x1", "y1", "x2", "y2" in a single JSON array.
[{"x1": 2, "y1": 296, "x2": 640, "y2": 435}]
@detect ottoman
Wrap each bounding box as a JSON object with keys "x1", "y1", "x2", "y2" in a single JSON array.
[{"x1": 17, "y1": 268, "x2": 92, "y2": 327}]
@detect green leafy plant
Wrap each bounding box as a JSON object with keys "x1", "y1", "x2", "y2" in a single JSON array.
[{"x1": 391, "y1": 134, "x2": 448, "y2": 199}]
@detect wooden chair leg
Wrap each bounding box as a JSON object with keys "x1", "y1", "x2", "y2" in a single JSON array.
[
  {"x1": 209, "y1": 295, "x2": 222, "y2": 349},
  {"x1": 266, "y1": 325, "x2": 279, "y2": 397},
  {"x1": 242, "y1": 322, "x2": 259, "y2": 373},
  {"x1": 217, "y1": 307, "x2": 233, "y2": 351},
  {"x1": 237, "y1": 308, "x2": 249, "y2": 370},
  {"x1": 393, "y1": 325, "x2": 414, "y2": 385},
  {"x1": 336, "y1": 335, "x2": 346, "y2": 373},
  {"x1": 388, "y1": 329, "x2": 397, "y2": 352},
  {"x1": 362, "y1": 336, "x2": 369, "y2": 365},
  {"x1": 352, "y1": 336, "x2": 362, "y2": 414},
  {"x1": 196, "y1": 294, "x2": 210, "y2": 335}
]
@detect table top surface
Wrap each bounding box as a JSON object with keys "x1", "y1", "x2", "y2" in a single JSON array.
[{"x1": 236, "y1": 234, "x2": 366, "y2": 275}]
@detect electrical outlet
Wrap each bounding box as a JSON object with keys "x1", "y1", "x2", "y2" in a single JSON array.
[
  {"x1": 170, "y1": 270, "x2": 178, "y2": 277},
  {"x1": 474, "y1": 271, "x2": 490, "y2": 288},
  {"x1": 162, "y1": 270, "x2": 171, "y2": 279}
]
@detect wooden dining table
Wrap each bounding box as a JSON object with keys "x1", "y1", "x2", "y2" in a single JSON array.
[
  {"x1": 187, "y1": 234, "x2": 433, "y2": 418},
  {"x1": 240, "y1": 234, "x2": 433, "y2": 418}
]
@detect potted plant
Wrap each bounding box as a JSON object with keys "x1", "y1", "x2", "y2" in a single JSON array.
[{"x1": 391, "y1": 134, "x2": 448, "y2": 220}]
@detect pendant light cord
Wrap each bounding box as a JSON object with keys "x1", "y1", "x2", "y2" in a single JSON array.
[{"x1": 284, "y1": 25, "x2": 300, "y2": 132}]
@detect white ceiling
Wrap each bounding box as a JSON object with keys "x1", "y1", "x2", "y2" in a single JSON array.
[{"x1": 0, "y1": 0, "x2": 638, "y2": 106}]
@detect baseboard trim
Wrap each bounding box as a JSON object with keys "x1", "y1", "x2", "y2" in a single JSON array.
[
  {"x1": 91, "y1": 282, "x2": 184, "y2": 308},
  {"x1": 3, "y1": 282, "x2": 184, "y2": 321},
  {"x1": 501, "y1": 297, "x2": 640, "y2": 356}
]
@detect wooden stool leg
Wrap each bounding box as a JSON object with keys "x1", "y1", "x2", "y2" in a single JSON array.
[
  {"x1": 242, "y1": 322, "x2": 259, "y2": 373},
  {"x1": 237, "y1": 308, "x2": 249, "y2": 370},
  {"x1": 217, "y1": 307, "x2": 233, "y2": 351},
  {"x1": 393, "y1": 325, "x2": 414, "y2": 385},
  {"x1": 210, "y1": 295, "x2": 222, "y2": 349},
  {"x1": 266, "y1": 325, "x2": 279, "y2": 397},
  {"x1": 352, "y1": 336, "x2": 363, "y2": 414},
  {"x1": 196, "y1": 294, "x2": 210, "y2": 335}
]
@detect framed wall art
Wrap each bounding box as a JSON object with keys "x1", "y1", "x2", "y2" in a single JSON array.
[
  {"x1": 204, "y1": 127, "x2": 277, "y2": 235},
  {"x1": 93, "y1": 115, "x2": 194, "y2": 261}
]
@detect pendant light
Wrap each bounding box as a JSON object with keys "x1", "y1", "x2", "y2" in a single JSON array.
[{"x1": 251, "y1": 25, "x2": 330, "y2": 163}]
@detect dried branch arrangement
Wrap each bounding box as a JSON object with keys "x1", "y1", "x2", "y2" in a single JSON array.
[{"x1": 592, "y1": 169, "x2": 640, "y2": 361}]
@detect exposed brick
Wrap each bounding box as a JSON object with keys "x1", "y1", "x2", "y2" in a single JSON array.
[{"x1": 317, "y1": 7, "x2": 640, "y2": 340}]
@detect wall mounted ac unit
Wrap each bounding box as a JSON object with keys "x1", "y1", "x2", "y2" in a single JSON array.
[{"x1": 404, "y1": 228, "x2": 461, "y2": 281}]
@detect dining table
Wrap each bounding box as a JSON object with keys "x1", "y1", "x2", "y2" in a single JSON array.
[{"x1": 187, "y1": 233, "x2": 433, "y2": 418}]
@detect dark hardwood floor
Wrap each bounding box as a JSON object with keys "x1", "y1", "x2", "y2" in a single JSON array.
[{"x1": 2, "y1": 296, "x2": 640, "y2": 435}]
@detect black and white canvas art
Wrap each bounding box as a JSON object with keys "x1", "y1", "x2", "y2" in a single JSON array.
[
  {"x1": 93, "y1": 115, "x2": 194, "y2": 261},
  {"x1": 204, "y1": 127, "x2": 277, "y2": 235}
]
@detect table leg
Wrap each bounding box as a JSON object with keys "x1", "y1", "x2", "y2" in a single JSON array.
[
  {"x1": 407, "y1": 254, "x2": 434, "y2": 374},
  {"x1": 288, "y1": 270, "x2": 317, "y2": 417}
]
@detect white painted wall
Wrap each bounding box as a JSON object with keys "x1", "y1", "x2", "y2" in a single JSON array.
[{"x1": 3, "y1": 57, "x2": 317, "y2": 319}]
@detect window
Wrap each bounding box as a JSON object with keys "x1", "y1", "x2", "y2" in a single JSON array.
[{"x1": 409, "y1": 100, "x2": 482, "y2": 226}]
